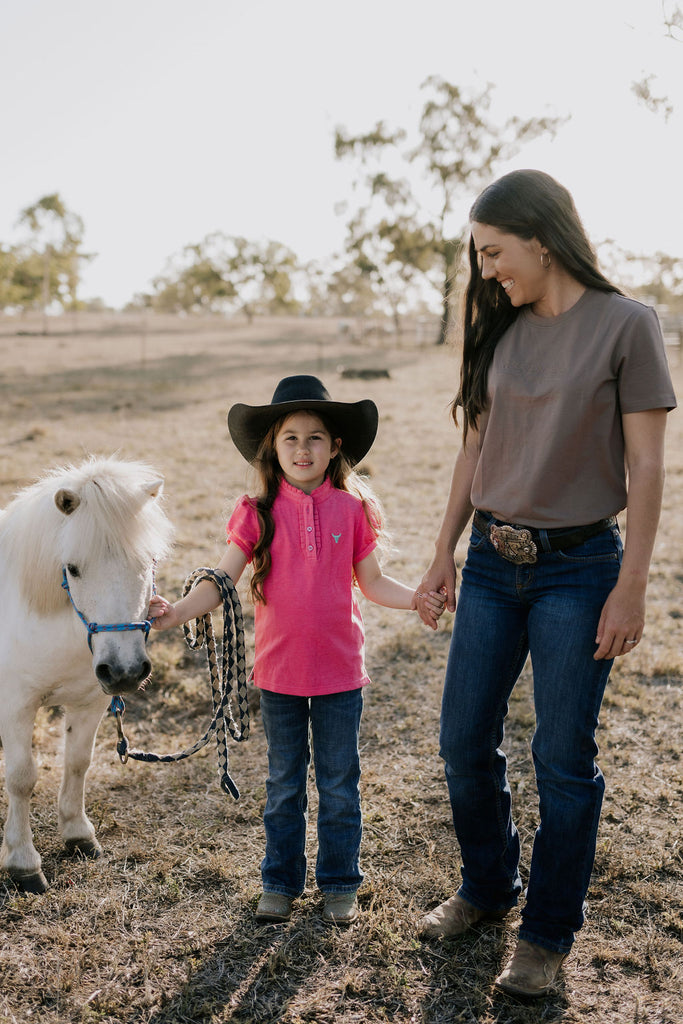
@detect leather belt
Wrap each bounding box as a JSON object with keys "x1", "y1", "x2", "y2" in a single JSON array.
[{"x1": 473, "y1": 510, "x2": 616, "y2": 565}]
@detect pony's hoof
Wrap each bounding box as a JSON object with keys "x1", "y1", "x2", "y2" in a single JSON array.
[
  {"x1": 9, "y1": 869, "x2": 49, "y2": 894},
  {"x1": 64, "y1": 837, "x2": 102, "y2": 859}
]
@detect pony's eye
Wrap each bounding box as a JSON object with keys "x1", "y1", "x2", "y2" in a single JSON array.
[{"x1": 67, "y1": 564, "x2": 81, "y2": 578}]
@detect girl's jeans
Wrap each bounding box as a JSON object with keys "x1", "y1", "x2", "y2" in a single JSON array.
[
  {"x1": 440, "y1": 518, "x2": 623, "y2": 953},
  {"x1": 259, "y1": 687, "x2": 364, "y2": 898}
]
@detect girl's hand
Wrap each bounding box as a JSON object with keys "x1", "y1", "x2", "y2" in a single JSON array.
[
  {"x1": 148, "y1": 595, "x2": 181, "y2": 631},
  {"x1": 412, "y1": 587, "x2": 448, "y2": 630}
]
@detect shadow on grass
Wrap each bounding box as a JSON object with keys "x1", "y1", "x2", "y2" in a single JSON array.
[
  {"x1": 417, "y1": 926, "x2": 571, "y2": 1024},
  {"x1": 145, "y1": 904, "x2": 572, "y2": 1024},
  {"x1": 146, "y1": 909, "x2": 339, "y2": 1023}
]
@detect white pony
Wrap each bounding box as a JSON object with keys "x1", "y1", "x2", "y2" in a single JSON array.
[{"x1": 0, "y1": 456, "x2": 173, "y2": 892}]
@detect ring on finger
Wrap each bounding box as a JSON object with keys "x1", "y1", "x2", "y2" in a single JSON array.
[{"x1": 624, "y1": 638, "x2": 638, "y2": 645}]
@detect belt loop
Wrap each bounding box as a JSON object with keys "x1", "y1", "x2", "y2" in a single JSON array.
[{"x1": 537, "y1": 528, "x2": 552, "y2": 554}]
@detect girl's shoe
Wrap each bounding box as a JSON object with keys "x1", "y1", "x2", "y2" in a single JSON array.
[
  {"x1": 322, "y1": 892, "x2": 359, "y2": 925},
  {"x1": 255, "y1": 892, "x2": 293, "y2": 922}
]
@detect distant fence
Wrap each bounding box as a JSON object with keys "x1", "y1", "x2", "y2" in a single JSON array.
[
  {"x1": 335, "y1": 315, "x2": 443, "y2": 347},
  {"x1": 0, "y1": 311, "x2": 444, "y2": 346},
  {"x1": 0, "y1": 310, "x2": 232, "y2": 338},
  {"x1": 2, "y1": 309, "x2": 678, "y2": 361}
]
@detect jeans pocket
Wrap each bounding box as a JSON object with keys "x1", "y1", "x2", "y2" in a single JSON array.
[{"x1": 555, "y1": 526, "x2": 623, "y2": 564}]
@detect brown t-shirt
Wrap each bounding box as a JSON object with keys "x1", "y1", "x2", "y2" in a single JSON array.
[{"x1": 470, "y1": 289, "x2": 677, "y2": 528}]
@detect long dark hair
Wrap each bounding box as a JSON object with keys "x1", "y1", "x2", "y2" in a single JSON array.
[
  {"x1": 456, "y1": 169, "x2": 622, "y2": 440},
  {"x1": 248, "y1": 411, "x2": 383, "y2": 604}
]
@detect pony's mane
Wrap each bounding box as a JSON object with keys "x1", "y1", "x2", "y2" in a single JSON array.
[{"x1": 0, "y1": 456, "x2": 174, "y2": 616}]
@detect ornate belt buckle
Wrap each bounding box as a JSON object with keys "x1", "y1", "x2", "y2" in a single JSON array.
[{"x1": 489, "y1": 523, "x2": 538, "y2": 565}]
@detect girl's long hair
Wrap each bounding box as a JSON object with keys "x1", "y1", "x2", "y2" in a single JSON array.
[
  {"x1": 247, "y1": 411, "x2": 383, "y2": 604},
  {"x1": 456, "y1": 169, "x2": 622, "y2": 441}
]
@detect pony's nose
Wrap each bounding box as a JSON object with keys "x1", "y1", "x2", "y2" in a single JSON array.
[{"x1": 95, "y1": 657, "x2": 151, "y2": 694}]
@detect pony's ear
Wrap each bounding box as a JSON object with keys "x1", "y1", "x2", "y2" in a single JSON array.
[
  {"x1": 55, "y1": 488, "x2": 81, "y2": 515},
  {"x1": 145, "y1": 477, "x2": 164, "y2": 501}
]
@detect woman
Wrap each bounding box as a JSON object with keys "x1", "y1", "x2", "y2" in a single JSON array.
[{"x1": 415, "y1": 169, "x2": 676, "y2": 997}]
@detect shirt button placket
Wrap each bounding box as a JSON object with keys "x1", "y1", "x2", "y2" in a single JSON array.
[{"x1": 304, "y1": 500, "x2": 315, "y2": 557}]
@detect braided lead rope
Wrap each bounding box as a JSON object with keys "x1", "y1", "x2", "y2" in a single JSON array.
[{"x1": 112, "y1": 567, "x2": 250, "y2": 799}]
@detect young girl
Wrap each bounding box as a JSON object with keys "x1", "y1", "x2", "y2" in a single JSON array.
[{"x1": 150, "y1": 375, "x2": 445, "y2": 926}]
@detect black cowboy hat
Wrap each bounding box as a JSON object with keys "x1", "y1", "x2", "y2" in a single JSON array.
[{"x1": 227, "y1": 375, "x2": 378, "y2": 466}]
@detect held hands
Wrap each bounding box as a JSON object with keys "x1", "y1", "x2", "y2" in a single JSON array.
[
  {"x1": 412, "y1": 586, "x2": 448, "y2": 630},
  {"x1": 413, "y1": 551, "x2": 457, "y2": 629}
]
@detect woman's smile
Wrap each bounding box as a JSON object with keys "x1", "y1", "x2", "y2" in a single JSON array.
[{"x1": 471, "y1": 221, "x2": 549, "y2": 310}]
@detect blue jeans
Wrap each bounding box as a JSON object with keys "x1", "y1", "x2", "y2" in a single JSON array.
[
  {"x1": 259, "y1": 687, "x2": 364, "y2": 897},
  {"x1": 440, "y1": 516, "x2": 623, "y2": 953}
]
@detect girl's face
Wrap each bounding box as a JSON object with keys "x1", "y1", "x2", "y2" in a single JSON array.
[
  {"x1": 471, "y1": 222, "x2": 549, "y2": 310},
  {"x1": 274, "y1": 412, "x2": 341, "y2": 494}
]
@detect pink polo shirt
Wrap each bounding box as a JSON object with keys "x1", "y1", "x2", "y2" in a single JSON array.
[{"x1": 226, "y1": 477, "x2": 378, "y2": 696}]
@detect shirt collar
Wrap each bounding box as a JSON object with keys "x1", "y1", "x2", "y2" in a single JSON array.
[{"x1": 278, "y1": 476, "x2": 335, "y2": 504}]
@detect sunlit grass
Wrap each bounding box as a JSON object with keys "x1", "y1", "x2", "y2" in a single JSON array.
[{"x1": 0, "y1": 313, "x2": 681, "y2": 1023}]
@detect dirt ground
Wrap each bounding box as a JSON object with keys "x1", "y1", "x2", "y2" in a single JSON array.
[{"x1": 0, "y1": 312, "x2": 681, "y2": 1024}]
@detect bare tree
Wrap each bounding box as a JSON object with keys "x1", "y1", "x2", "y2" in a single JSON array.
[
  {"x1": 335, "y1": 78, "x2": 565, "y2": 343},
  {"x1": 631, "y1": 2, "x2": 681, "y2": 119}
]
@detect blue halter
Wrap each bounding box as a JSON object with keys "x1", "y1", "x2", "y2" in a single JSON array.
[{"x1": 61, "y1": 567, "x2": 153, "y2": 653}]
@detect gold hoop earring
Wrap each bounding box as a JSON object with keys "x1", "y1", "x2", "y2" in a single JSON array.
[{"x1": 541, "y1": 251, "x2": 551, "y2": 269}]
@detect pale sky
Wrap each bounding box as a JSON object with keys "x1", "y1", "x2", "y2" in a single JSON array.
[{"x1": 1, "y1": 0, "x2": 681, "y2": 309}]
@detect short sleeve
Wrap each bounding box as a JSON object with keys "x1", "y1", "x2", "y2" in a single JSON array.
[
  {"x1": 353, "y1": 500, "x2": 378, "y2": 566},
  {"x1": 615, "y1": 305, "x2": 677, "y2": 414},
  {"x1": 226, "y1": 495, "x2": 260, "y2": 562}
]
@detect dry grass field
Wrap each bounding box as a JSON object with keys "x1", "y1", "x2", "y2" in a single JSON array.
[{"x1": 0, "y1": 312, "x2": 681, "y2": 1024}]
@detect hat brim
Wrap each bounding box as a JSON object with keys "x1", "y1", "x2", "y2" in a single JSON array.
[{"x1": 228, "y1": 398, "x2": 378, "y2": 466}]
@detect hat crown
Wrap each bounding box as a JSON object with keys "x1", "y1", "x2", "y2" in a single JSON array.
[
  {"x1": 270, "y1": 375, "x2": 331, "y2": 406},
  {"x1": 227, "y1": 375, "x2": 378, "y2": 466}
]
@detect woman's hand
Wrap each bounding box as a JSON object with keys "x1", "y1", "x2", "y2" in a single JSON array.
[
  {"x1": 593, "y1": 579, "x2": 646, "y2": 659},
  {"x1": 594, "y1": 408, "x2": 667, "y2": 660},
  {"x1": 411, "y1": 440, "x2": 476, "y2": 629}
]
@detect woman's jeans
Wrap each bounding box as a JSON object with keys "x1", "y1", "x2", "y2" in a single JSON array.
[
  {"x1": 259, "y1": 687, "x2": 364, "y2": 898},
  {"x1": 440, "y1": 518, "x2": 623, "y2": 953}
]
